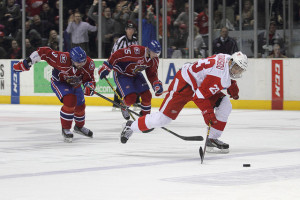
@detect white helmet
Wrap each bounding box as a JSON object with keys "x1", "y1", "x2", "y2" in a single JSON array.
[{"x1": 229, "y1": 51, "x2": 248, "y2": 79}]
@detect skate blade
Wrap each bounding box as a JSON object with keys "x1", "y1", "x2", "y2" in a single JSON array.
[
  {"x1": 206, "y1": 146, "x2": 229, "y2": 154},
  {"x1": 73, "y1": 130, "x2": 93, "y2": 138},
  {"x1": 64, "y1": 137, "x2": 73, "y2": 143}
]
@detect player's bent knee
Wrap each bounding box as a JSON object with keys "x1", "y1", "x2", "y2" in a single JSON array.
[
  {"x1": 124, "y1": 93, "x2": 137, "y2": 106},
  {"x1": 140, "y1": 90, "x2": 152, "y2": 104}
]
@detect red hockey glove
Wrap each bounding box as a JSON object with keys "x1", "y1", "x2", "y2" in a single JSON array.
[
  {"x1": 202, "y1": 108, "x2": 217, "y2": 126},
  {"x1": 227, "y1": 80, "x2": 239, "y2": 100},
  {"x1": 98, "y1": 61, "x2": 113, "y2": 79},
  {"x1": 152, "y1": 80, "x2": 163, "y2": 96},
  {"x1": 84, "y1": 81, "x2": 95, "y2": 96},
  {"x1": 13, "y1": 57, "x2": 32, "y2": 72}
]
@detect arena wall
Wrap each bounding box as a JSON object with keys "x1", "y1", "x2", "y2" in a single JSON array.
[{"x1": 0, "y1": 58, "x2": 299, "y2": 110}]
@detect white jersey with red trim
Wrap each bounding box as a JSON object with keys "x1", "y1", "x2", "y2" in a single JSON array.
[{"x1": 181, "y1": 54, "x2": 232, "y2": 99}]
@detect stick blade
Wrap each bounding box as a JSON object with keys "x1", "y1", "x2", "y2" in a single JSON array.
[{"x1": 199, "y1": 146, "x2": 204, "y2": 164}]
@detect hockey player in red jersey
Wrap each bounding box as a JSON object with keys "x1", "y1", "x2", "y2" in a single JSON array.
[
  {"x1": 120, "y1": 51, "x2": 248, "y2": 153},
  {"x1": 98, "y1": 40, "x2": 163, "y2": 119},
  {"x1": 13, "y1": 46, "x2": 96, "y2": 142}
]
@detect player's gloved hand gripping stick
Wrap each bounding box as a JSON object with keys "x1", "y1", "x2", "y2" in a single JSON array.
[{"x1": 87, "y1": 85, "x2": 203, "y2": 141}]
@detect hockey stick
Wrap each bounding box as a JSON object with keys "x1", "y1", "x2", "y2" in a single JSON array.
[
  {"x1": 91, "y1": 89, "x2": 203, "y2": 141},
  {"x1": 104, "y1": 77, "x2": 136, "y2": 120},
  {"x1": 199, "y1": 122, "x2": 211, "y2": 164}
]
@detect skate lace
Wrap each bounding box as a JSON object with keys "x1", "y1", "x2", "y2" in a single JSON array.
[
  {"x1": 80, "y1": 126, "x2": 89, "y2": 134},
  {"x1": 213, "y1": 139, "x2": 224, "y2": 145},
  {"x1": 122, "y1": 123, "x2": 133, "y2": 138}
]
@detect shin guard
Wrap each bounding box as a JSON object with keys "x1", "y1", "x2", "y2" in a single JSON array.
[
  {"x1": 74, "y1": 103, "x2": 86, "y2": 128},
  {"x1": 61, "y1": 94, "x2": 76, "y2": 129}
]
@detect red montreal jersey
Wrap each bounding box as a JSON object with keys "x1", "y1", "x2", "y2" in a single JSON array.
[
  {"x1": 37, "y1": 47, "x2": 95, "y2": 85},
  {"x1": 107, "y1": 45, "x2": 159, "y2": 85}
]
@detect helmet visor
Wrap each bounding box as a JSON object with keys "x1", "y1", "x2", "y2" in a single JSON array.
[{"x1": 230, "y1": 63, "x2": 245, "y2": 79}]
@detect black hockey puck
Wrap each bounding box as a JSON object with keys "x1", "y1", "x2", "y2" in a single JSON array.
[{"x1": 243, "y1": 164, "x2": 251, "y2": 167}]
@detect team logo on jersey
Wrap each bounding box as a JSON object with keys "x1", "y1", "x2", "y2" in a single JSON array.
[
  {"x1": 89, "y1": 62, "x2": 95, "y2": 70},
  {"x1": 209, "y1": 84, "x2": 220, "y2": 95},
  {"x1": 60, "y1": 54, "x2": 67, "y2": 63},
  {"x1": 132, "y1": 65, "x2": 146, "y2": 74},
  {"x1": 134, "y1": 47, "x2": 140, "y2": 54}
]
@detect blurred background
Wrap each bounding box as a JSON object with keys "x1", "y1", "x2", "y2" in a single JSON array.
[{"x1": 0, "y1": 0, "x2": 299, "y2": 60}]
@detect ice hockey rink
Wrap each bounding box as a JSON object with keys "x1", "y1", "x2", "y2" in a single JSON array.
[{"x1": 0, "y1": 104, "x2": 299, "y2": 200}]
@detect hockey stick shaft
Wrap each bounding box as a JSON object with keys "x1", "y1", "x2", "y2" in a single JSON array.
[
  {"x1": 201, "y1": 122, "x2": 211, "y2": 164},
  {"x1": 92, "y1": 90, "x2": 203, "y2": 141},
  {"x1": 104, "y1": 77, "x2": 135, "y2": 120}
]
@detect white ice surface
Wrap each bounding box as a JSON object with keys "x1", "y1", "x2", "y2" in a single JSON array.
[{"x1": 0, "y1": 104, "x2": 300, "y2": 200}]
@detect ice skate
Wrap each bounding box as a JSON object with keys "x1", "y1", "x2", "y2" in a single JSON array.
[
  {"x1": 74, "y1": 125, "x2": 93, "y2": 138},
  {"x1": 62, "y1": 129, "x2": 73, "y2": 143},
  {"x1": 206, "y1": 138, "x2": 229, "y2": 153},
  {"x1": 120, "y1": 120, "x2": 133, "y2": 144},
  {"x1": 120, "y1": 103, "x2": 130, "y2": 120}
]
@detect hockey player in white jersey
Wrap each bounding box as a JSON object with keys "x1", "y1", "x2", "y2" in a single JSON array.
[{"x1": 120, "y1": 51, "x2": 248, "y2": 153}]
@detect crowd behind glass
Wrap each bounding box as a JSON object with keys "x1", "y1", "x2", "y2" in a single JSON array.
[{"x1": 0, "y1": 0, "x2": 299, "y2": 59}]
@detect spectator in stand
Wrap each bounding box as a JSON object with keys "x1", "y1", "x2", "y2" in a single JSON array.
[
  {"x1": 186, "y1": 26, "x2": 206, "y2": 58},
  {"x1": 158, "y1": 7, "x2": 171, "y2": 40},
  {"x1": 87, "y1": 2, "x2": 115, "y2": 58},
  {"x1": 267, "y1": 44, "x2": 287, "y2": 58},
  {"x1": 0, "y1": 31, "x2": 7, "y2": 58},
  {"x1": 26, "y1": 0, "x2": 47, "y2": 18},
  {"x1": 173, "y1": 2, "x2": 198, "y2": 29},
  {"x1": 235, "y1": 0, "x2": 254, "y2": 30},
  {"x1": 25, "y1": 38, "x2": 35, "y2": 57},
  {"x1": 194, "y1": 4, "x2": 208, "y2": 47},
  {"x1": 171, "y1": 23, "x2": 189, "y2": 58},
  {"x1": 7, "y1": 39, "x2": 21, "y2": 59},
  {"x1": 3, "y1": 0, "x2": 21, "y2": 37},
  {"x1": 102, "y1": 7, "x2": 116, "y2": 58},
  {"x1": 66, "y1": 11, "x2": 97, "y2": 56},
  {"x1": 31, "y1": 15, "x2": 52, "y2": 45},
  {"x1": 39, "y1": 3, "x2": 55, "y2": 22},
  {"x1": 15, "y1": 20, "x2": 42, "y2": 48},
  {"x1": 213, "y1": 10, "x2": 235, "y2": 31},
  {"x1": 254, "y1": 21, "x2": 285, "y2": 57},
  {"x1": 113, "y1": 2, "x2": 131, "y2": 37},
  {"x1": 48, "y1": 30, "x2": 59, "y2": 51},
  {"x1": 0, "y1": 30, "x2": 12, "y2": 51},
  {"x1": 213, "y1": 27, "x2": 238, "y2": 55},
  {"x1": 130, "y1": 4, "x2": 157, "y2": 47}
]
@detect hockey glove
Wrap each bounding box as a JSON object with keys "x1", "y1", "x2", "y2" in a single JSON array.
[
  {"x1": 152, "y1": 80, "x2": 163, "y2": 96},
  {"x1": 13, "y1": 57, "x2": 32, "y2": 72},
  {"x1": 227, "y1": 80, "x2": 239, "y2": 100},
  {"x1": 98, "y1": 61, "x2": 113, "y2": 79},
  {"x1": 84, "y1": 81, "x2": 95, "y2": 96},
  {"x1": 202, "y1": 108, "x2": 217, "y2": 126},
  {"x1": 65, "y1": 75, "x2": 82, "y2": 87}
]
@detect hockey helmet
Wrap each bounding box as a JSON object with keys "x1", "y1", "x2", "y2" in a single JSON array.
[
  {"x1": 70, "y1": 46, "x2": 87, "y2": 64},
  {"x1": 147, "y1": 40, "x2": 161, "y2": 55},
  {"x1": 229, "y1": 51, "x2": 248, "y2": 79}
]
